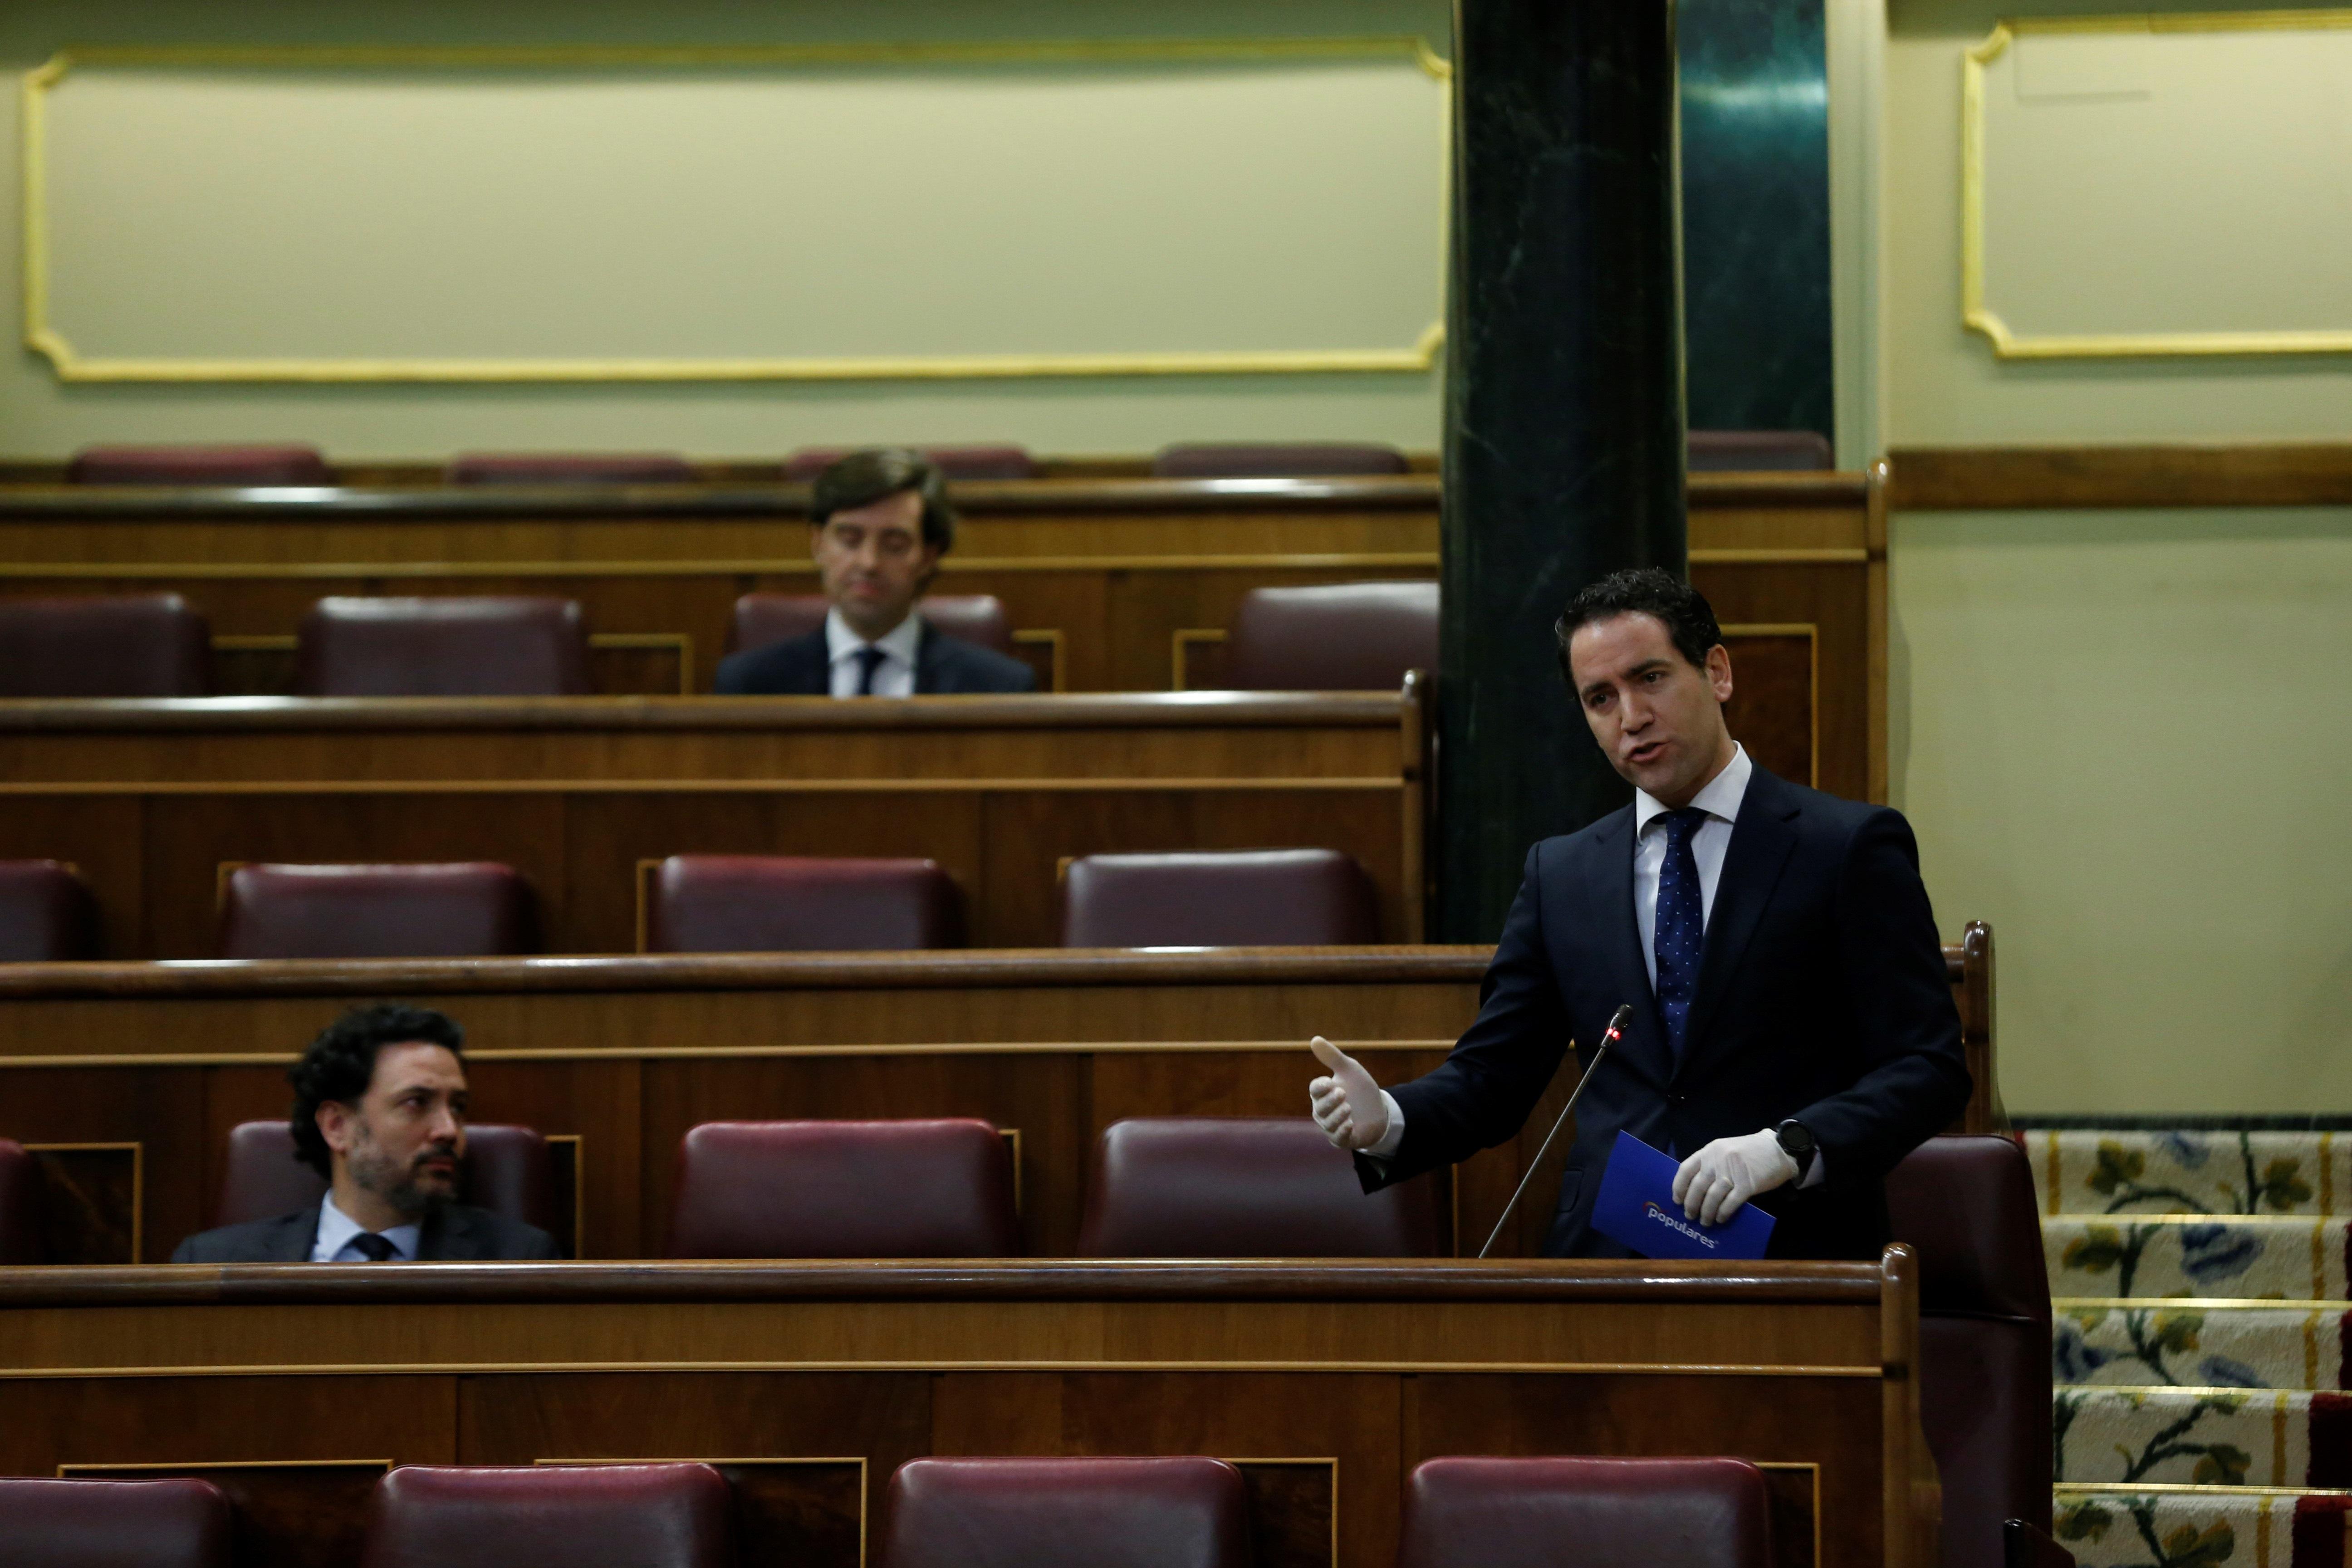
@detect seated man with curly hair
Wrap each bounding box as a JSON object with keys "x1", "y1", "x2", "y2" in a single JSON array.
[{"x1": 172, "y1": 1002, "x2": 559, "y2": 1263}]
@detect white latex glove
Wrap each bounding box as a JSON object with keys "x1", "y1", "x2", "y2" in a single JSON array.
[
  {"x1": 1671, "y1": 1129, "x2": 1799, "y2": 1226},
  {"x1": 1307, "y1": 1036, "x2": 1389, "y2": 1152}
]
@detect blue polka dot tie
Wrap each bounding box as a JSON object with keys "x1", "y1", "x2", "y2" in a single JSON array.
[
  {"x1": 853, "y1": 646, "x2": 887, "y2": 696},
  {"x1": 1654, "y1": 807, "x2": 1708, "y2": 1065}
]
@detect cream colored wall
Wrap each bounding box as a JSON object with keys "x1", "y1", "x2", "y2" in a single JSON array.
[
  {"x1": 0, "y1": 0, "x2": 1450, "y2": 460},
  {"x1": 1882, "y1": 0, "x2": 2352, "y2": 443},
  {"x1": 1878, "y1": 0, "x2": 2352, "y2": 1111},
  {"x1": 1891, "y1": 509, "x2": 2352, "y2": 1113}
]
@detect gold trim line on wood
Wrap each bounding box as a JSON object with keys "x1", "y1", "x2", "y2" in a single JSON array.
[
  {"x1": 0, "y1": 552, "x2": 1444, "y2": 580},
  {"x1": 545, "y1": 1132, "x2": 586, "y2": 1263},
  {"x1": 1171, "y1": 627, "x2": 1228, "y2": 691},
  {"x1": 1960, "y1": 13, "x2": 2352, "y2": 359},
  {"x1": 1226, "y1": 1456, "x2": 1340, "y2": 1568},
  {"x1": 0, "y1": 1040, "x2": 1459, "y2": 1070},
  {"x1": 1009, "y1": 628, "x2": 1067, "y2": 694},
  {"x1": 60, "y1": 1459, "x2": 395, "y2": 1478},
  {"x1": 1754, "y1": 1461, "x2": 1824, "y2": 1568},
  {"x1": 0, "y1": 777, "x2": 1407, "y2": 797},
  {"x1": 0, "y1": 1358, "x2": 1886, "y2": 1381},
  {"x1": 24, "y1": 45, "x2": 1446, "y2": 384},
  {"x1": 589, "y1": 632, "x2": 696, "y2": 696},
  {"x1": 1722, "y1": 622, "x2": 1820, "y2": 791}
]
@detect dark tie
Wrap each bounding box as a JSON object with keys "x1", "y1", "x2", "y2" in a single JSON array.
[
  {"x1": 853, "y1": 645, "x2": 887, "y2": 697},
  {"x1": 349, "y1": 1231, "x2": 399, "y2": 1263},
  {"x1": 1653, "y1": 807, "x2": 1709, "y2": 1064}
]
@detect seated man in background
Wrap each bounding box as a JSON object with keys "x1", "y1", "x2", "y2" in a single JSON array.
[
  {"x1": 172, "y1": 1003, "x2": 559, "y2": 1263},
  {"x1": 714, "y1": 447, "x2": 1037, "y2": 696}
]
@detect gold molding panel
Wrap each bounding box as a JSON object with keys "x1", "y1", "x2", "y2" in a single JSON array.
[
  {"x1": 1962, "y1": 11, "x2": 2352, "y2": 358},
  {"x1": 23, "y1": 40, "x2": 1449, "y2": 383}
]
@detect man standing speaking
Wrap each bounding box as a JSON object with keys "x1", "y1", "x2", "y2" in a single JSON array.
[{"x1": 1309, "y1": 568, "x2": 1970, "y2": 1259}]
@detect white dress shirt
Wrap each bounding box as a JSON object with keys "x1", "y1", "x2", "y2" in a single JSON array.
[
  {"x1": 310, "y1": 1191, "x2": 421, "y2": 1262},
  {"x1": 1633, "y1": 744, "x2": 1751, "y2": 986},
  {"x1": 1362, "y1": 741, "x2": 1816, "y2": 1186},
  {"x1": 825, "y1": 608, "x2": 922, "y2": 699}
]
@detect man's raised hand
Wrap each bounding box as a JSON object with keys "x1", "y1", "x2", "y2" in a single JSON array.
[{"x1": 1307, "y1": 1036, "x2": 1388, "y2": 1152}]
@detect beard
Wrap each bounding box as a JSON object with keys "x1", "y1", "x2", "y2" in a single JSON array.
[{"x1": 348, "y1": 1132, "x2": 458, "y2": 1223}]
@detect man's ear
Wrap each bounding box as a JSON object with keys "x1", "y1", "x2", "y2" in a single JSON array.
[
  {"x1": 1706, "y1": 642, "x2": 1735, "y2": 703},
  {"x1": 316, "y1": 1099, "x2": 357, "y2": 1158}
]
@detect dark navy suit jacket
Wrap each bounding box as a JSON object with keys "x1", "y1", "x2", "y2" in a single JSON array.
[
  {"x1": 1359, "y1": 764, "x2": 1970, "y2": 1260},
  {"x1": 169, "y1": 1201, "x2": 559, "y2": 1263},
  {"x1": 711, "y1": 617, "x2": 1037, "y2": 696}
]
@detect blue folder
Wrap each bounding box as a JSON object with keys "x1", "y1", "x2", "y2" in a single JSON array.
[{"x1": 1589, "y1": 1130, "x2": 1776, "y2": 1261}]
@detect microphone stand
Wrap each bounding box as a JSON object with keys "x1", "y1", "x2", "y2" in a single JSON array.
[{"x1": 1476, "y1": 1003, "x2": 1633, "y2": 1259}]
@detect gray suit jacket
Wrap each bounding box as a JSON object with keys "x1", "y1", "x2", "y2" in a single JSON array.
[{"x1": 170, "y1": 1201, "x2": 559, "y2": 1263}]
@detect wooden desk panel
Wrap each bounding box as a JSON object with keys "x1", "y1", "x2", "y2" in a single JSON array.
[
  {"x1": 0, "y1": 940, "x2": 1992, "y2": 1264},
  {"x1": 0, "y1": 1258, "x2": 1937, "y2": 1568},
  {"x1": 0, "y1": 472, "x2": 1882, "y2": 797},
  {"x1": 0, "y1": 691, "x2": 1424, "y2": 956}
]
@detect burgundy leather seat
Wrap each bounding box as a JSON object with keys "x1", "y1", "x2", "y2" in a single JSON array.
[
  {"x1": 293, "y1": 596, "x2": 592, "y2": 696},
  {"x1": 0, "y1": 1476, "x2": 232, "y2": 1568},
  {"x1": 0, "y1": 1138, "x2": 42, "y2": 1264},
  {"x1": 667, "y1": 1119, "x2": 1019, "y2": 1259},
  {"x1": 66, "y1": 444, "x2": 332, "y2": 486},
  {"x1": 878, "y1": 1457, "x2": 1251, "y2": 1568},
  {"x1": 783, "y1": 445, "x2": 1035, "y2": 481},
  {"x1": 1060, "y1": 849, "x2": 1380, "y2": 947},
  {"x1": 1223, "y1": 581, "x2": 1438, "y2": 691},
  {"x1": 1078, "y1": 1116, "x2": 1442, "y2": 1257},
  {"x1": 212, "y1": 1120, "x2": 556, "y2": 1235},
  {"x1": 1687, "y1": 430, "x2": 1834, "y2": 471},
  {"x1": 359, "y1": 1464, "x2": 730, "y2": 1568},
  {"x1": 218, "y1": 862, "x2": 539, "y2": 960},
  {"x1": 445, "y1": 453, "x2": 698, "y2": 485},
  {"x1": 726, "y1": 593, "x2": 1015, "y2": 657},
  {"x1": 1886, "y1": 1134, "x2": 2053, "y2": 1568},
  {"x1": 0, "y1": 594, "x2": 211, "y2": 696},
  {"x1": 647, "y1": 855, "x2": 965, "y2": 953},
  {"x1": 0, "y1": 861, "x2": 101, "y2": 961},
  {"x1": 1398, "y1": 1456, "x2": 1774, "y2": 1568},
  {"x1": 1151, "y1": 442, "x2": 1409, "y2": 478}
]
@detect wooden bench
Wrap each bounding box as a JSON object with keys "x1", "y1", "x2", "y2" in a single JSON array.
[
  {"x1": 0, "y1": 690, "x2": 1428, "y2": 956},
  {"x1": 0, "y1": 935, "x2": 1993, "y2": 1264},
  {"x1": 0, "y1": 471, "x2": 1883, "y2": 794},
  {"x1": 0, "y1": 1254, "x2": 1941, "y2": 1568}
]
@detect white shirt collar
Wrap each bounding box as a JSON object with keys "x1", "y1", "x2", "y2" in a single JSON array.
[
  {"x1": 823, "y1": 607, "x2": 924, "y2": 669},
  {"x1": 314, "y1": 1190, "x2": 421, "y2": 1262},
  {"x1": 1634, "y1": 742, "x2": 1753, "y2": 836}
]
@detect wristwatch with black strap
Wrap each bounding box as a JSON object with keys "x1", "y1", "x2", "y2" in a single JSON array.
[{"x1": 1774, "y1": 1118, "x2": 1818, "y2": 1183}]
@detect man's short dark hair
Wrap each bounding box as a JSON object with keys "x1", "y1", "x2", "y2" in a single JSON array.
[
  {"x1": 1553, "y1": 567, "x2": 1725, "y2": 686},
  {"x1": 287, "y1": 1003, "x2": 466, "y2": 1178},
  {"x1": 809, "y1": 447, "x2": 957, "y2": 554}
]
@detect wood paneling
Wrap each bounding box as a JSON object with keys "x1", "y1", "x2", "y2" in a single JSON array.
[
  {"x1": 1887, "y1": 442, "x2": 2352, "y2": 510},
  {"x1": 22, "y1": 1145, "x2": 138, "y2": 1264},
  {"x1": 0, "y1": 475, "x2": 1877, "y2": 785},
  {"x1": 0, "y1": 1258, "x2": 1930, "y2": 1568},
  {"x1": 0, "y1": 939, "x2": 1993, "y2": 1262},
  {"x1": 0, "y1": 693, "x2": 1421, "y2": 956}
]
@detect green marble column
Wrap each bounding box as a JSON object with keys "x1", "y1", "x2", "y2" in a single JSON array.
[{"x1": 1436, "y1": 0, "x2": 1689, "y2": 942}]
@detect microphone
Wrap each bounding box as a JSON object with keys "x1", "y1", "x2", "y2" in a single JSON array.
[{"x1": 1476, "y1": 1003, "x2": 1633, "y2": 1259}]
